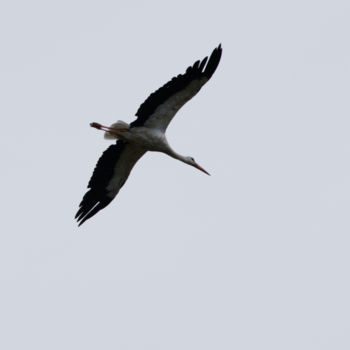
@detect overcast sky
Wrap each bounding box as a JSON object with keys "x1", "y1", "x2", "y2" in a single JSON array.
[{"x1": 1, "y1": 0, "x2": 350, "y2": 349}]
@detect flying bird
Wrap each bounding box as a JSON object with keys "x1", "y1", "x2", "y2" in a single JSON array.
[{"x1": 75, "y1": 44, "x2": 222, "y2": 226}]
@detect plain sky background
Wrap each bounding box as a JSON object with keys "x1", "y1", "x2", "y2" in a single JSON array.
[{"x1": 1, "y1": 0, "x2": 350, "y2": 349}]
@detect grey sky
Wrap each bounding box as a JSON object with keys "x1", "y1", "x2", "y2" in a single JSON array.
[{"x1": 1, "y1": 0, "x2": 350, "y2": 349}]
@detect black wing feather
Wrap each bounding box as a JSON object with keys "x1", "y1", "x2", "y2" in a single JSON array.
[
  {"x1": 130, "y1": 44, "x2": 222, "y2": 128},
  {"x1": 75, "y1": 140, "x2": 126, "y2": 226}
]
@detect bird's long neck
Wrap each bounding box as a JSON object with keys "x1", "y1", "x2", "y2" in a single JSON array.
[{"x1": 164, "y1": 147, "x2": 189, "y2": 165}]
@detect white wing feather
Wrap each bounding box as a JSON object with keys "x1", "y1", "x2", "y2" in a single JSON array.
[{"x1": 143, "y1": 78, "x2": 208, "y2": 133}]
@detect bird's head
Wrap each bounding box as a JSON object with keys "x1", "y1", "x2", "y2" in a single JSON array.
[{"x1": 186, "y1": 157, "x2": 210, "y2": 176}]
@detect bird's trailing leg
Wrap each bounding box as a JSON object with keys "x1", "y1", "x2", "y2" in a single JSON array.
[{"x1": 90, "y1": 122, "x2": 129, "y2": 133}]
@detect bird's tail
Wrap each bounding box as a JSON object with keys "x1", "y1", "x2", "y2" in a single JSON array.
[{"x1": 104, "y1": 120, "x2": 130, "y2": 139}]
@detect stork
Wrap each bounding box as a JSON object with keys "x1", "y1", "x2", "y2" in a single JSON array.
[{"x1": 75, "y1": 45, "x2": 222, "y2": 226}]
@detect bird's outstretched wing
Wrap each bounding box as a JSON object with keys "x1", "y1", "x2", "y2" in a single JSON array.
[
  {"x1": 130, "y1": 44, "x2": 222, "y2": 132},
  {"x1": 75, "y1": 141, "x2": 146, "y2": 226}
]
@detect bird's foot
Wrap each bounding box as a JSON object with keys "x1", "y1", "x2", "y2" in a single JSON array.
[{"x1": 90, "y1": 122, "x2": 103, "y2": 129}]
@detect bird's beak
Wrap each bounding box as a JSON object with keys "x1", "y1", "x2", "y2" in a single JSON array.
[{"x1": 194, "y1": 162, "x2": 210, "y2": 176}]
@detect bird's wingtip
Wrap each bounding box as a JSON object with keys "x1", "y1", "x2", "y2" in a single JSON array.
[{"x1": 202, "y1": 44, "x2": 223, "y2": 79}]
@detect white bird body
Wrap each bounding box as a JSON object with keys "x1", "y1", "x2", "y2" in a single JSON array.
[
  {"x1": 118, "y1": 126, "x2": 169, "y2": 152},
  {"x1": 76, "y1": 45, "x2": 222, "y2": 225}
]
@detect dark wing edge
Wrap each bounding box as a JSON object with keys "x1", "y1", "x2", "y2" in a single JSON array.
[
  {"x1": 75, "y1": 141, "x2": 126, "y2": 226},
  {"x1": 130, "y1": 44, "x2": 222, "y2": 128}
]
